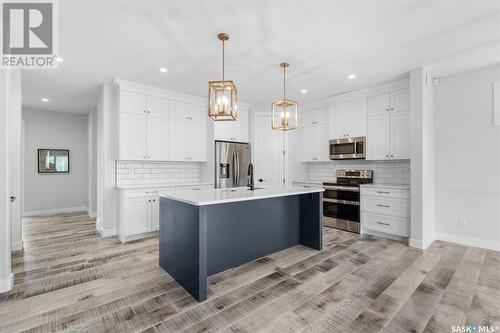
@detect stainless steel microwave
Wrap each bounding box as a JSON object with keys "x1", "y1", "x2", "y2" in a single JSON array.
[{"x1": 329, "y1": 136, "x2": 366, "y2": 160}]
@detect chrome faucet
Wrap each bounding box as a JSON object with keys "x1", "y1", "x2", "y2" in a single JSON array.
[{"x1": 247, "y1": 163, "x2": 254, "y2": 190}]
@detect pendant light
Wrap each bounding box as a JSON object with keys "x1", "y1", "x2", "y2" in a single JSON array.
[
  {"x1": 208, "y1": 33, "x2": 237, "y2": 121},
  {"x1": 271, "y1": 63, "x2": 298, "y2": 131}
]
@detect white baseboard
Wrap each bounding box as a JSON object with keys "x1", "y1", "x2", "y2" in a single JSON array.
[
  {"x1": 11, "y1": 240, "x2": 23, "y2": 251},
  {"x1": 409, "y1": 237, "x2": 435, "y2": 250},
  {"x1": 23, "y1": 206, "x2": 88, "y2": 217},
  {"x1": 0, "y1": 273, "x2": 13, "y2": 293},
  {"x1": 87, "y1": 209, "x2": 96, "y2": 218},
  {"x1": 435, "y1": 232, "x2": 500, "y2": 252}
]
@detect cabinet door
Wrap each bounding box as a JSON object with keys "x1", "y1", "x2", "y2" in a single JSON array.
[
  {"x1": 367, "y1": 114, "x2": 390, "y2": 160},
  {"x1": 146, "y1": 115, "x2": 169, "y2": 161},
  {"x1": 147, "y1": 96, "x2": 169, "y2": 118},
  {"x1": 390, "y1": 89, "x2": 410, "y2": 113},
  {"x1": 124, "y1": 197, "x2": 151, "y2": 236},
  {"x1": 188, "y1": 104, "x2": 206, "y2": 123},
  {"x1": 345, "y1": 98, "x2": 367, "y2": 138},
  {"x1": 315, "y1": 108, "x2": 328, "y2": 126},
  {"x1": 390, "y1": 111, "x2": 411, "y2": 159},
  {"x1": 150, "y1": 197, "x2": 159, "y2": 231},
  {"x1": 328, "y1": 103, "x2": 346, "y2": 139},
  {"x1": 169, "y1": 100, "x2": 189, "y2": 121},
  {"x1": 120, "y1": 91, "x2": 147, "y2": 115},
  {"x1": 233, "y1": 109, "x2": 249, "y2": 142},
  {"x1": 300, "y1": 126, "x2": 316, "y2": 161},
  {"x1": 168, "y1": 119, "x2": 188, "y2": 161},
  {"x1": 119, "y1": 113, "x2": 147, "y2": 160},
  {"x1": 188, "y1": 121, "x2": 207, "y2": 161},
  {"x1": 316, "y1": 124, "x2": 330, "y2": 161},
  {"x1": 301, "y1": 111, "x2": 316, "y2": 127},
  {"x1": 214, "y1": 120, "x2": 234, "y2": 141},
  {"x1": 367, "y1": 93, "x2": 390, "y2": 117}
]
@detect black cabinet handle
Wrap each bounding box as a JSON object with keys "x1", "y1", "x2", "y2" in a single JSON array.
[{"x1": 10, "y1": 196, "x2": 16, "y2": 202}]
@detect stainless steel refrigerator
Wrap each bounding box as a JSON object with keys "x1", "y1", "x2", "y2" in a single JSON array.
[{"x1": 215, "y1": 141, "x2": 252, "y2": 188}]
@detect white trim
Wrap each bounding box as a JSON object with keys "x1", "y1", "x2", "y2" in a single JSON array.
[
  {"x1": 87, "y1": 208, "x2": 96, "y2": 218},
  {"x1": 362, "y1": 229, "x2": 408, "y2": 243},
  {"x1": 324, "y1": 78, "x2": 409, "y2": 105},
  {"x1": 409, "y1": 236, "x2": 435, "y2": 250},
  {"x1": 494, "y1": 80, "x2": 500, "y2": 126},
  {"x1": 11, "y1": 240, "x2": 23, "y2": 251},
  {"x1": 98, "y1": 227, "x2": 117, "y2": 238},
  {"x1": 22, "y1": 206, "x2": 87, "y2": 217},
  {"x1": 0, "y1": 273, "x2": 13, "y2": 293},
  {"x1": 435, "y1": 233, "x2": 500, "y2": 252}
]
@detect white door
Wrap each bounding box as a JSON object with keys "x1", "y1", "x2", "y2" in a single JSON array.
[
  {"x1": 301, "y1": 126, "x2": 316, "y2": 161},
  {"x1": 367, "y1": 114, "x2": 390, "y2": 160},
  {"x1": 345, "y1": 98, "x2": 367, "y2": 138},
  {"x1": 316, "y1": 124, "x2": 330, "y2": 161},
  {"x1": 124, "y1": 197, "x2": 151, "y2": 236},
  {"x1": 120, "y1": 91, "x2": 147, "y2": 115},
  {"x1": 147, "y1": 115, "x2": 169, "y2": 161},
  {"x1": 390, "y1": 89, "x2": 410, "y2": 113},
  {"x1": 168, "y1": 119, "x2": 188, "y2": 161},
  {"x1": 233, "y1": 109, "x2": 249, "y2": 142},
  {"x1": 188, "y1": 121, "x2": 207, "y2": 161},
  {"x1": 119, "y1": 113, "x2": 147, "y2": 160},
  {"x1": 254, "y1": 113, "x2": 284, "y2": 186},
  {"x1": 150, "y1": 197, "x2": 159, "y2": 231},
  {"x1": 169, "y1": 100, "x2": 189, "y2": 121},
  {"x1": 147, "y1": 96, "x2": 169, "y2": 118},
  {"x1": 390, "y1": 111, "x2": 411, "y2": 159},
  {"x1": 328, "y1": 103, "x2": 346, "y2": 139},
  {"x1": 367, "y1": 93, "x2": 390, "y2": 117}
]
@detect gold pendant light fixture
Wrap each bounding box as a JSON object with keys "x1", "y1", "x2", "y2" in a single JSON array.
[
  {"x1": 208, "y1": 33, "x2": 237, "y2": 121},
  {"x1": 271, "y1": 63, "x2": 298, "y2": 131}
]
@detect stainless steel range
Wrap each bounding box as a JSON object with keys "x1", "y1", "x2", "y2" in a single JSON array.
[{"x1": 323, "y1": 169, "x2": 373, "y2": 233}]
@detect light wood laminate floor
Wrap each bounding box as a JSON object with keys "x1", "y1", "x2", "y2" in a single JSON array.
[{"x1": 0, "y1": 212, "x2": 498, "y2": 333}]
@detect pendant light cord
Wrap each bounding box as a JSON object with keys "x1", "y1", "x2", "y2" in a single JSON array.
[
  {"x1": 283, "y1": 65, "x2": 286, "y2": 100},
  {"x1": 222, "y1": 40, "x2": 225, "y2": 82}
]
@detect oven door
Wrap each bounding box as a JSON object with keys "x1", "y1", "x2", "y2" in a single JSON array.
[
  {"x1": 323, "y1": 185, "x2": 361, "y2": 233},
  {"x1": 329, "y1": 137, "x2": 366, "y2": 160}
]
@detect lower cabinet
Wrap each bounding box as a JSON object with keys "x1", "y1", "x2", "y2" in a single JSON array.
[{"x1": 360, "y1": 185, "x2": 410, "y2": 238}]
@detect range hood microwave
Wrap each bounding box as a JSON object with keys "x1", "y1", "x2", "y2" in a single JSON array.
[{"x1": 329, "y1": 136, "x2": 366, "y2": 160}]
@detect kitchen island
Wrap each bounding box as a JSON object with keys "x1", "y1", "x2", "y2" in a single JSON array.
[{"x1": 158, "y1": 186, "x2": 324, "y2": 302}]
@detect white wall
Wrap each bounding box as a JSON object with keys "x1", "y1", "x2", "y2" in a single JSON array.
[
  {"x1": 434, "y1": 64, "x2": 500, "y2": 250},
  {"x1": 0, "y1": 69, "x2": 21, "y2": 293},
  {"x1": 87, "y1": 108, "x2": 97, "y2": 216},
  {"x1": 23, "y1": 109, "x2": 88, "y2": 214}
]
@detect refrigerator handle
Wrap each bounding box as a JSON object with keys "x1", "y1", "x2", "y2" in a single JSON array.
[
  {"x1": 232, "y1": 151, "x2": 237, "y2": 185},
  {"x1": 235, "y1": 152, "x2": 240, "y2": 186}
]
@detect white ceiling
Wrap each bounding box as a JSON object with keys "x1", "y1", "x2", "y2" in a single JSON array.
[{"x1": 22, "y1": 0, "x2": 500, "y2": 114}]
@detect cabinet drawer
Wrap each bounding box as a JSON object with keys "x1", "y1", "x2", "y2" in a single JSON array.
[
  {"x1": 361, "y1": 187, "x2": 409, "y2": 199},
  {"x1": 362, "y1": 196, "x2": 409, "y2": 217},
  {"x1": 124, "y1": 190, "x2": 160, "y2": 198},
  {"x1": 363, "y1": 213, "x2": 409, "y2": 237}
]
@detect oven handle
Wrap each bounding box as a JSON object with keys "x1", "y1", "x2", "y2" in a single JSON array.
[
  {"x1": 323, "y1": 185, "x2": 359, "y2": 192},
  {"x1": 323, "y1": 198, "x2": 360, "y2": 206}
]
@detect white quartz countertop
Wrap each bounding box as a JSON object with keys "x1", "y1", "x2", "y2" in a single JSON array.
[
  {"x1": 360, "y1": 183, "x2": 410, "y2": 190},
  {"x1": 159, "y1": 186, "x2": 324, "y2": 206},
  {"x1": 292, "y1": 180, "x2": 324, "y2": 185},
  {"x1": 115, "y1": 182, "x2": 214, "y2": 190}
]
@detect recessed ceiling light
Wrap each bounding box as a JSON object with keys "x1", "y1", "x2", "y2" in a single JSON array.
[
  {"x1": 348, "y1": 74, "x2": 356, "y2": 79},
  {"x1": 301, "y1": 89, "x2": 308, "y2": 94},
  {"x1": 159, "y1": 67, "x2": 167, "y2": 73},
  {"x1": 56, "y1": 57, "x2": 63, "y2": 62},
  {"x1": 41, "y1": 98, "x2": 49, "y2": 102}
]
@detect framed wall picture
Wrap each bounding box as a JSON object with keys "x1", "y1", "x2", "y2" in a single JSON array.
[{"x1": 38, "y1": 149, "x2": 70, "y2": 174}]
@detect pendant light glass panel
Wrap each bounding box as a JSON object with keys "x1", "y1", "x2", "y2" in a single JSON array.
[{"x1": 271, "y1": 63, "x2": 298, "y2": 131}]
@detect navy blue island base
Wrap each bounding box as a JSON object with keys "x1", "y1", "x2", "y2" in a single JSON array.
[{"x1": 159, "y1": 192, "x2": 322, "y2": 302}]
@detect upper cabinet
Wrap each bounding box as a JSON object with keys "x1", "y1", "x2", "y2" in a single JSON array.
[
  {"x1": 300, "y1": 108, "x2": 329, "y2": 162},
  {"x1": 117, "y1": 87, "x2": 207, "y2": 162},
  {"x1": 328, "y1": 98, "x2": 367, "y2": 139},
  {"x1": 366, "y1": 89, "x2": 410, "y2": 160},
  {"x1": 214, "y1": 107, "x2": 250, "y2": 143}
]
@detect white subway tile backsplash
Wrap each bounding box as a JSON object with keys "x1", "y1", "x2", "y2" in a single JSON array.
[
  {"x1": 308, "y1": 160, "x2": 410, "y2": 185},
  {"x1": 116, "y1": 160, "x2": 202, "y2": 186}
]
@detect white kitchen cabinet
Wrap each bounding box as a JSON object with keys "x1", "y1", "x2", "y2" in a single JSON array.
[
  {"x1": 168, "y1": 100, "x2": 189, "y2": 121},
  {"x1": 146, "y1": 115, "x2": 169, "y2": 160},
  {"x1": 119, "y1": 91, "x2": 147, "y2": 115},
  {"x1": 361, "y1": 185, "x2": 410, "y2": 238},
  {"x1": 189, "y1": 121, "x2": 207, "y2": 161},
  {"x1": 119, "y1": 112, "x2": 147, "y2": 160},
  {"x1": 168, "y1": 118, "x2": 207, "y2": 161},
  {"x1": 301, "y1": 124, "x2": 329, "y2": 162},
  {"x1": 328, "y1": 98, "x2": 367, "y2": 139},
  {"x1": 214, "y1": 108, "x2": 249, "y2": 142},
  {"x1": 168, "y1": 119, "x2": 188, "y2": 161},
  {"x1": 188, "y1": 104, "x2": 206, "y2": 123},
  {"x1": 147, "y1": 96, "x2": 169, "y2": 117},
  {"x1": 123, "y1": 197, "x2": 151, "y2": 237},
  {"x1": 150, "y1": 197, "x2": 160, "y2": 231},
  {"x1": 302, "y1": 107, "x2": 327, "y2": 127},
  {"x1": 366, "y1": 89, "x2": 410, "y2": 160}
]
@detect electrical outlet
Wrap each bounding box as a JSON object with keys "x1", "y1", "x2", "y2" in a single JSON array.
[{"x1": 458, "y1": 217, "x2": 467, "y2": 227}]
